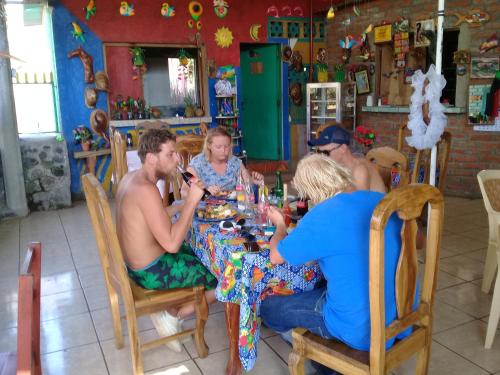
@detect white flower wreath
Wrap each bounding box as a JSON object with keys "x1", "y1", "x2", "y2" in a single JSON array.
[{"x1": 406, "y1": 64, "x2": 447, "y2": 150}]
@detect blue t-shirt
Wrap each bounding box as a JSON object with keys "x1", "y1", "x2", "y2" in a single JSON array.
[
  {"x1": 278, "y1": 191, "x2": 404, "y2": 351},
  {"x1": 189, "y1": 153, "x2": 242, "y2": 191}
]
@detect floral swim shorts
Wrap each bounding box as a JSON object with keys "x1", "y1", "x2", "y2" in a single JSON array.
[{"x1": 127, "y1": 243, "x2": 217, "y2": 291}]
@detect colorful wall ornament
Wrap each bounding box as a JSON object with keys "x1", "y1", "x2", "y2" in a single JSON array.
[
  {"x1": 161, "y1": 3, "x2": 175, "y2": 18},
  {"x1": 213, "y1": 0, "x2": 229, "y2": 19},
  {"x1": 71, "y1": 21, "x2": 85, "y2": 42},
  {"x1": 249, "y1": 24, "x2": 261, "y2": 41},
  {"x1": 189, "y1": 1, "x2": 203, "y2": 20},
  {"x1": 84, "y1": 0, "x2": 96, "y2": 20},
  {"x1": 215, "y1": 26, "x2": 233, "y2": 48},
  {"x1": 119, "y1": 1, "x2": 135, "y2": 16}
]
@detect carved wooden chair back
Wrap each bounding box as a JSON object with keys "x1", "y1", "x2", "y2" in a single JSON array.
[
  {"x1": 111, "y1": 130, "x2": 128, "y2": 190},
  {"x1": 366, "y1": 146, "x2": 409, "y2": 191},
  {"x1": 82, "y1": 173, "x2": 209, "y2": 375},
  {"x1": 397, "y1": 124, "x2": 452, "y2": 193},
  {"x1": 289, "y1": 184, "x2": 444, "y2": 375}
]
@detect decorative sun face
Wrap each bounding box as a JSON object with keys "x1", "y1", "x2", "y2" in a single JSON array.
[{"x1": 214, "y1": 27, "x2": 233, "y2": 48}]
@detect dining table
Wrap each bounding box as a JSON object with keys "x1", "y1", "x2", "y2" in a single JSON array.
[{"x1": 189, "y1": 204, "x2": 323, "y2": 374}]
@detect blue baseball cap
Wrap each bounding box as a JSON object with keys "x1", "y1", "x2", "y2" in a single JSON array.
[{"x1": 308, "y1": 125, "x2": 351, "y2": 147}]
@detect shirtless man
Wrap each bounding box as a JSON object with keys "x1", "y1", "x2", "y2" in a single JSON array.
[
  {"x1": 308, "y1": 125, "x2": 386, "y2": 193},
  {"x1": 116, "y1": 129, "x2": 217, "y2": 351}
]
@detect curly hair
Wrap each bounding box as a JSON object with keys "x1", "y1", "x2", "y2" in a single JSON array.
[
  {"x1": 137, "y1": 128, "x2": 176, "y2": 163},
  {"x1": 203, "y1": 126, "x2": 232, "y2": 161},
  {"x1": 292, "y1": 154, "x2": 354, "y2": 205}
]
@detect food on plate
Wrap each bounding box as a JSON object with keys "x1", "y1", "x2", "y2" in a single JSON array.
[
  {"x1": 213, "y1": 190, "x2": 237, "y2": 199},
  {"x1": 197, "y1": 203, "x2": 237, "y2": 220}
]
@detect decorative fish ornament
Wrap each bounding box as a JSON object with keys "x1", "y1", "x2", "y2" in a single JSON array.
[
  {"x1": 84, "y1": 0, "x2": 96, "y2": 20},
  {"x1": 119, "y1": 1, "x2": 135, "y2": 16},
  {"x1": 453, "y1": 9, "x2": 489, "y2": 27},
  {"x1": 71, "y1": 22, "x2": 85, "y2": 43},
  {"x1": 161, "y1": 2, "x2": 175, "y2": 17}
]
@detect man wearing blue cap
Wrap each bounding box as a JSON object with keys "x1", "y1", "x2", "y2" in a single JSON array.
[{"x1": 308, "y1": 125, "x2": 386, "y2": 193}]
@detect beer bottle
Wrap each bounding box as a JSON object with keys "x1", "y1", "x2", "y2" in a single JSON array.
[{"x1": 274, "y1": 171, "x2": 283, "y2": 208}]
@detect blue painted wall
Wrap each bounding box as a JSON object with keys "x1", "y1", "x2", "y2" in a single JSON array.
[{"x1": 52, "y1": 3, "x2": 107, "y2": 194}]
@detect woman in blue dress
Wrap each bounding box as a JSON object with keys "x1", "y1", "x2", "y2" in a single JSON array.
[{"x1": 182, "y1": 126, "x2": 263, "y2": 196}]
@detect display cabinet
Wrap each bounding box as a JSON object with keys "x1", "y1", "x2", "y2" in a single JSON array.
[
  {"x1": 306, "y1": 82, "x2": 356, "y2": 143},
  {"x1": 215, "y1": 87, "x2": 245, "y2": 161}
]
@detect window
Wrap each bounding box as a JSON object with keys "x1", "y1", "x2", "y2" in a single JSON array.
[
  {"x1": 104, "y1": 44, "x2": 207, "y2": 119},
  {"x1": 6, "y1": 3, "x2": 59, "y2": 133}
]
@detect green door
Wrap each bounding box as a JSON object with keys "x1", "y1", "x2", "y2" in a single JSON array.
[{"x1": 240, "y1": 44, "x2": 281, "y2": 160}]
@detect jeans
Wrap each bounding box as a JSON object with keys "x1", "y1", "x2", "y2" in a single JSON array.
[
  {"x1": 260, "y1": 286, "x2": 334, "y2": 342},
  {"x1": 260, "y1": 287, "x2": 341, "y2": 375}
]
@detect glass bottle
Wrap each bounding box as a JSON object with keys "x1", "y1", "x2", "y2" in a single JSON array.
[
  {"x1": 257, "y1": 185, "x2": 268, "y2": 223},
  {"x1": 236, "y1": 170, "x2": 246, "y2": 211},
  {"x1": 126, "y1": 133, "x2": 133, "y2": 148},
  {"x1": 274, "y1": 171, "x2": 283, "y2": 208}
]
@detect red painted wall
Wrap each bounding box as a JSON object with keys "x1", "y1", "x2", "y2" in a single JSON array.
[
  {"x1": 105, "y1": 45, "x2": 143, "y2": 103},
  {"x1": 60, "y1": 0, "x2": 333, "y2": 66}
]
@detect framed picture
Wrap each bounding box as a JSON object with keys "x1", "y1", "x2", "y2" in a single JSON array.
[
  {"x1": 468, "y1": 84, "x2": 490, "y2": 123},
  {"x1": 414, "y1": 19, "x2": 435, "y2": 48},
  {"x1": 355, "y1": 70, "x2": 370, "y2": 94},
  {"x1": 374, "y1": 24, "x2": 392, "y2": 44},
  {"x1": 471, "y1": 56, "x2": 499, "y2": 79}
]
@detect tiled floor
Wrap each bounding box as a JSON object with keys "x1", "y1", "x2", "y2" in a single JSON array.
[{"x1": 0, "y1": 196, "x2": 499, "y2": 374}]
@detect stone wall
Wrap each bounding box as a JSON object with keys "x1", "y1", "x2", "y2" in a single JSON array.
[
  {"x1": 20, "y1": 134, "x2": 71, "y2": 211},
  {"x1": 325, "y1": 0, "x2": 500, "y2": 197}
]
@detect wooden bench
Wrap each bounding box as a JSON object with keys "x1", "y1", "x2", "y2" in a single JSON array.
[{"x1": 0, "y1": 242, "x2": 42, "y2": 375}]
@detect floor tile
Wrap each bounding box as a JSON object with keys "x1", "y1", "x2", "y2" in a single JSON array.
[
  {"x1": 83, "y1": 285, "x2": 111, "y2": 311},
  {"x1": 91, "y1": 307, "x2": 154, "y2": 342},
  {"x1": 0, "y1": 327, "x2": 17, "y2": 352},
  {"x1": 41, "y1": 289, "x2": 89, "y2": 321},
  {"x1": 432, "y1": 299, "x2": 475, "y2": 334},
  {"x1": 462, "y1": 248, "x2": 487, "y2": 263},
  {"x1": 101, "y1": 329, "x2": 190, "y2": 375},
  {"x1": 436, "y1": 270, "x2": 467, "y2": 290},
  {"x1": 436, "y1": 283, "x2": 493, "y2": 318},
  {"x1": 439, "y1": 255, "x2": 485, "y2": 282},
  {"x1": 0, "y1": 302, "x2": 18, "y2": 331},
  {"x1": 392, "y1": 341, "x2": 489, "y2": 375},
  {"x1": 434, "y1": 320, "x2": 500, "y2": 373},
  {"x1": 440, "y1": 235, "x2": 486, "y2": 255},
  {"x1": 194, "y1": 341, "x2": 288, "y2": 375},
  {"x1": 41, "y1": 342, "x2": 108, "y2": 375},
  {"x1": 41, "y1": 312, "x2": 97, "y2": 354},
  {"x1": 146, "y1": 360, "x2": 202, "y2": 375},
  {"x1": 41, "y1": 270, "x2": 81, "y2": 296},
  {"x1": 0, "y1": 276, "x2": 20, "y2": 303},
  {"x1": 77, "y1": 264, "x2": 105, "y2": 289},
  {"x1": 183, "y1": 311, "x2": 229, "y2": 358}
]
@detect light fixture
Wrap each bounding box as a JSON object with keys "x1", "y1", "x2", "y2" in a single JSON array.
[{"x1": 327, "y1": 1, "x2": 335, "y2": 19}]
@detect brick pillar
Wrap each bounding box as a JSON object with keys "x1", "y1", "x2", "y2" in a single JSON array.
[{"x1": 0, "y1": 1, "x2": 28, "y2": 217}]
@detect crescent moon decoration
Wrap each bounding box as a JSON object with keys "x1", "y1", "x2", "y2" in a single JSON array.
[
  {"x1": 249, "y1": 24, "x2": 262, "y2": 41},
  {"x1": 214, "y1": 27, "x2": 234, "y2": 48}
]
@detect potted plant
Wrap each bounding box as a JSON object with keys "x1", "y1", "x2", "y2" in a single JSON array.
[
  {"x1": 73, "y1": 126, "x2": 93, "y2": 151},
  {"x1": 354, "y1": 125, "x2": 377, "y2": 154}
]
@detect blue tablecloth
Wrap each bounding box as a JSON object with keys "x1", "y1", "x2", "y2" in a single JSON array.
[{"x1": 190, "y1": 215, "x2": 323, "y2": 371}]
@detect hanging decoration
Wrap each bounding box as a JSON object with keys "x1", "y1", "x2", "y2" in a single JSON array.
[
  {"x1": 213, "y1": 0, "x2": 229, "y2": 19},
  {"x1": 84, "y1": 87, "x2": 97, "y2": 108},
  {"x1": 249, "y1": 24, "x2": 262, "y2": 42},
  {"x1": 315, "y1": 48, "x2": 328, "y2": 82},
  {"x1": 393, "y1": 18, "x2": 410, "y2": 68},
  {"x1": 452, "y1": 9, "x2": 490, "y2": 27},
  {"x1": 189, "y1": 1, "x2": 203, "y2": 20},
  {"x1": 290, "y1": 51, "x2": 304, "y2": 72},
  {"x1": 326, "y1": 6, "x2": 335, "y2": 20},
  {"x1": 84, "y1": 0, "x2": 96, "y2": 20},
  {"x1": 161, "y1": 3, "x2": 175, "y2": 18},
  {"x1": 130, "y1": 47, "x2": 146, "y2": 79},
  {"x1": 453, "y1": 50, "x2": 470, "y2": 76},
  {"x1": 178, "y1": 49, "x2": 190, "y2": 66},
  {"x1": 119, "y1": 1, "x2": 135, "y2": 16},
  {"x1": 68, "y1": 46, "x2": 94, "y2": 83},
  {"x1": 339, "y1": 35, "x2": 358, "y2": 64},
  {"x1": 187, "y1": 19, "x2": 194, "y2": 28},
  {"x1": 214, "y1": 27, "x2": 234, "y2": 48},
  {"x1": 357, "y1": 24, "x2": 373, "y2": 61},
  {"x1": 196, "y1": 21, "x2": 202, "y2": 30},
  {"x1": 281, "y1": 5, "x2": 292, "y2": 16},
  {"x1": 293, "y1": 6, "x2": 303, "y2": 17},
  {"x1": 289, "y1": 83, "x2": 303, "y2": 106},
  {"x1": 353, "y1": 4, "x2": 361, "y2": 17},
  {"x1": 71, "y1": 22, "x2": 85, "y2": 43},
  {"x1": 406, "y1": 65, "x2": 447, "y2": 150},
  {"x1": 267, "y1": 5, "x2": 279, "y2": 18},
  {"x1": 479, "y1": 33, "x2": 498, "y2": 54}
]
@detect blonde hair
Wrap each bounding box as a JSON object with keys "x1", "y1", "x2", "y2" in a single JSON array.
[
  {"x1": 203, "y1": 126, "x2": 233, "y2": 161},
  {"x1": 293, "y1": 154, "x2": 354, "y2": 205}
]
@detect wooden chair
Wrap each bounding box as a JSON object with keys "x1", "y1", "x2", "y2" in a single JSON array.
[
  {"x1": 82, "y1": 173, "x2": 209, "y2": 375},
  {"x1": 0, "y1": 242, "x2": 42, "y2": 375},
  {"x1": 289, "y1": 184, "x2": 444, "y2": 375},
  {"x1": 165, "y1": 133, "x2": 205, "y2": 204},
  {"x1": 477, "y1": 170, "x2": 500, "y2": 348},
  {"x1": 366, "y1": 146, "x2": 409, "y2": 191},
  {"x1": 397, "y1": 124, "x2": 452, "y2": 193},
  {"x1": 111, "y1": 130, "x2": 128, "y2": 190}
]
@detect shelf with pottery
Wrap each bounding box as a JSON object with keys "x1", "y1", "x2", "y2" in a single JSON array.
[
  {"x1": 361, "y1": 105, "x2": 466, "y2": 114},
  {"x1": 109, "y1": 116, "x2": 212, "y2": 128}
]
